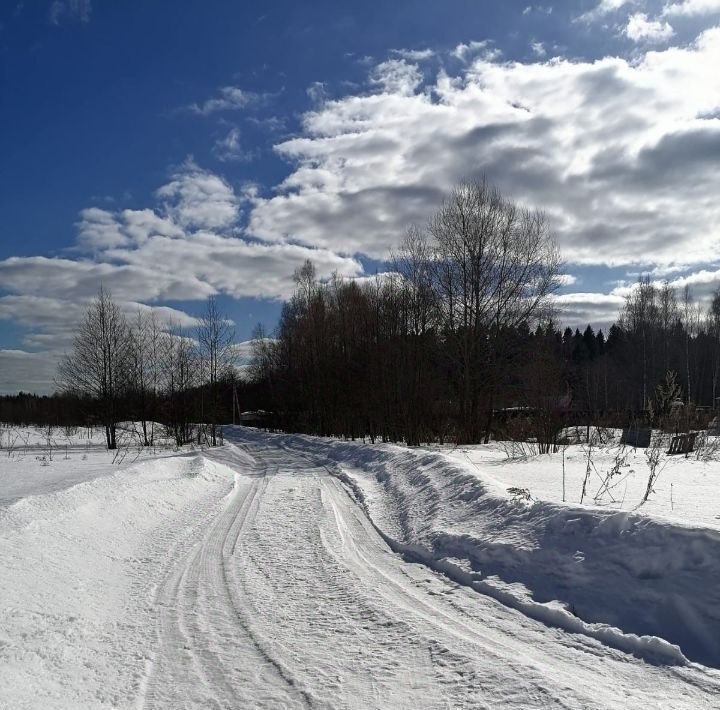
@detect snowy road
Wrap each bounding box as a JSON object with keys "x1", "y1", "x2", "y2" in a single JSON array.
[{"x1": 137, "y1": 433, "x2": 720, "y2": 709}]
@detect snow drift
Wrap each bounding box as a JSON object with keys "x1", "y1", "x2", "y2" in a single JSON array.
[
  {"x1": 236, "y1": 429, "x2": 720, "y2": 667},
  {"x1": 0, "y1": 450, "x2": 241, "y2": 709}
]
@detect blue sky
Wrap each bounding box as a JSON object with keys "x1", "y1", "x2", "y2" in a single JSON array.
[{"x1": 1, "y1": 0, "x2": 720, "y2": 393}]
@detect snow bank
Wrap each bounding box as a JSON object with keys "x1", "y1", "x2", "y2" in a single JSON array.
[
  {"x1": 0, "y1": 451, "x2": 238, "y2": 709},
  {"x1": 238, "y1": 429, "x2": 720, "y2": 668}
]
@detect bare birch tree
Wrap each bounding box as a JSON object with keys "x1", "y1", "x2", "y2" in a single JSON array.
[
  {"x1": 57, "y1": 287, "x2": 130, "y2": 450},
  {"x1": 428, "y1": 178, "x2": 561, "y2": 441},
  {"x1": 197, "y1": 296, "x2": 235, "y2": 446}
]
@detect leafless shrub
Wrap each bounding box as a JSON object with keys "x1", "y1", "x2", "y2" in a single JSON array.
[
  {"x1": 693, "y1": 431, "x2": 720, "y2": 461},
  {"x1": 579, "y1": 429, "x2": 600, "y2": 504},
  {"x1": 507, "y1": 486, "x2": 533, "y2": 502},
  {"x1": 639, "y1": 431, "x2": 669, "y2": 506},
  {"x1": 500, "y1": 438, "x2": 539, "y2": 459},
  {"x1": 593, "y1": 446, "x2": 633, "y2": 504}
]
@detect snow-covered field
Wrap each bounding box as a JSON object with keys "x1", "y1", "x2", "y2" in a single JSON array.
[
  {"x1": 0, "y1": 423, "x2": 179, "y2": 505},
  {"x1": 440, "y1": 432, "x2": 720, "y2": 530},
  {"x1": 2, "y1": 424, "x2": 720, "y2": 708}
]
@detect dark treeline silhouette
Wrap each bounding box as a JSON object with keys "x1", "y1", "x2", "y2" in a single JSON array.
[
  {"x1": 246, "y1": 183, "x2": 720, "y2": 447},
  {"x1": 0, "y1": 392, "x2": 91, "y2": 427},
  {"x1": 250, "y1": 179, "x2": 563, "y2": 445},
  {"x1": 246, "y1": 272, "x2": 720, "y2": 447}
]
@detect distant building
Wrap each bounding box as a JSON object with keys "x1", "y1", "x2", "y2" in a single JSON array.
[{"x1": 239, "y1": 410, "x2": 272, "y2": 428}]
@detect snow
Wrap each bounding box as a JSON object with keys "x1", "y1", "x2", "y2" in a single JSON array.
[
  {"x1": 0, "y1": 424, "x2": 179, "y2": 505},
  {"x1": 0, "y1": 435, "x2": 239, "y2": 709},
  {"x1": 2, "y1": 424, "x2": 720, "y2": 708},
  {"x1": 272, "y1": 431, "x2": 720, "y2": 667},
  {"x1": 441, "y1": 433, "x2": 720, "y2": 530}
]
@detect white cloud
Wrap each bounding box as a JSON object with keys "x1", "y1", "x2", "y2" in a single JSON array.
[
  {"x1": 188, "y1": 86, "x2": 263, "y2": 116},
  {"x1": 370, "y1": 60, "x2": 423, "y2": 96},
  {"x1": 306, "y1": 82, "x2": 328, "y2": 105},
  {"x1": 77, "y1": 207, "x2": 182, "y2": 251},
  {"x1": 248, "y1": 28, "x2": 720, "y2": 269},
  {"x1": 0, "y1": 162, "x2": 364, "y2": 392},
  {"x1": 576, "y1": 0, "x2": 635, "y2": 23},
  {"x1": 625, "y1": 12, "x2": 675, "y2": 42},
  {"x1": 664, "y1": 0, "x2": 720, "y2": 16},
  {"x1": 452, "y1": 40, "x2": 499, "y2": 62},
  {"x1": 557, "y1": 274, "x2": 579, "y2": 287},
  {"x1": 390, "y1": 48, "x2": 435, "y2": 61},
  {"x1": 531, "y1": 41, "x2": 547, "y2": 57},
  {"x1": 77, "y1": 208, "x2": 129, "y2": 250},
  {"x1": 552, "y1": 292, "x2": 626, "y2": 329},
  {"x1": 213, "y1": 128, "x2": 255, "y2": 163},
  {"x1": 523, "y1": 5, "x2": 554, "y2": 16},
  {"x1": 156, "y1": 160, "x2": 240, "y2": 230}
]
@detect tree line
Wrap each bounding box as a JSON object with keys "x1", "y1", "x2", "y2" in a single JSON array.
[
  {"x1": 34, "y1": 288, "x2": 236, "y2": 449},
  {"x1": 3, "y1": 178, "x2": 720, "y2": 450},
  {"x1": 247, "y1": 180, "x2": 720, "y2": 447},
  {"x1": 249, "y1": 179, "x2": 562, "y2": 445}
]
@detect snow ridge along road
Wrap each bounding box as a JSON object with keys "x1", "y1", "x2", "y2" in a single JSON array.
[{"x1": 140, "y1": 429, "x2": 720, "y2": 709}]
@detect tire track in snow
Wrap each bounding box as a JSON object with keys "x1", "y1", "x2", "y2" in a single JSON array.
[
  {"x1": 140, "y1": 451, "x2": 311, "y2": 710},
  {"x1": 262, "y1": 435, "x2": 720, "y2": 708},
  {"x1": 140, "y1": 431, "x2": 720, "y2": 709}
]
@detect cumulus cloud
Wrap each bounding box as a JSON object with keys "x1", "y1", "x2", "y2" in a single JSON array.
[
  {"x1": 77, "y1": 207, "x2": 182, "y2": 251},
  {"x1": 625, "y1": 12, "x2": 675, "y2": 41},
  {"x1": 370, "y1": 59, "x2": 424, "y2": 95},
  {"x1": 248, "y1": 28, "x2": 720, "y2": 270},
  {"x1": 664, "y1": 0, "x2": 720, "y2": 16},
  {"x1": 0, "y1": 161, "x2": 363, "y2": 392},
  {"x1": 156, "y1": 160, "x2": 240, "y2": 229}
]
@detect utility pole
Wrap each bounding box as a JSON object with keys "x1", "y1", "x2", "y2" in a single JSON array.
[{"x1": 231, "y1": 381, "x2": 241, "y2": 426}]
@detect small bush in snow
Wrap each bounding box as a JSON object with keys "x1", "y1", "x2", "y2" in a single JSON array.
[
  {"x1": 639, "y1": 432, "x2": 668, "y2": 506},
  {"x1": 507, "y1": 486, "x2": 533, "y2": 502}
]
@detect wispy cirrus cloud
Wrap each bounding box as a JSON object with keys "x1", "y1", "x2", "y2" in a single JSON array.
[
  {"x1": 212, "y1": 127, "x2": 257, "y2": 163},
  {"x1": 49, "y1": 0, "x2": 91, "y2": 25},
  {"x1": 187, "y1": 86, "x2": 266, "y2": 116},
  {"x1": 575, "y1": 0, "x2": 636, "y2": 23},
  {"x1": 390, "y1": 48, "x2": 435, "y2": 61}
]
